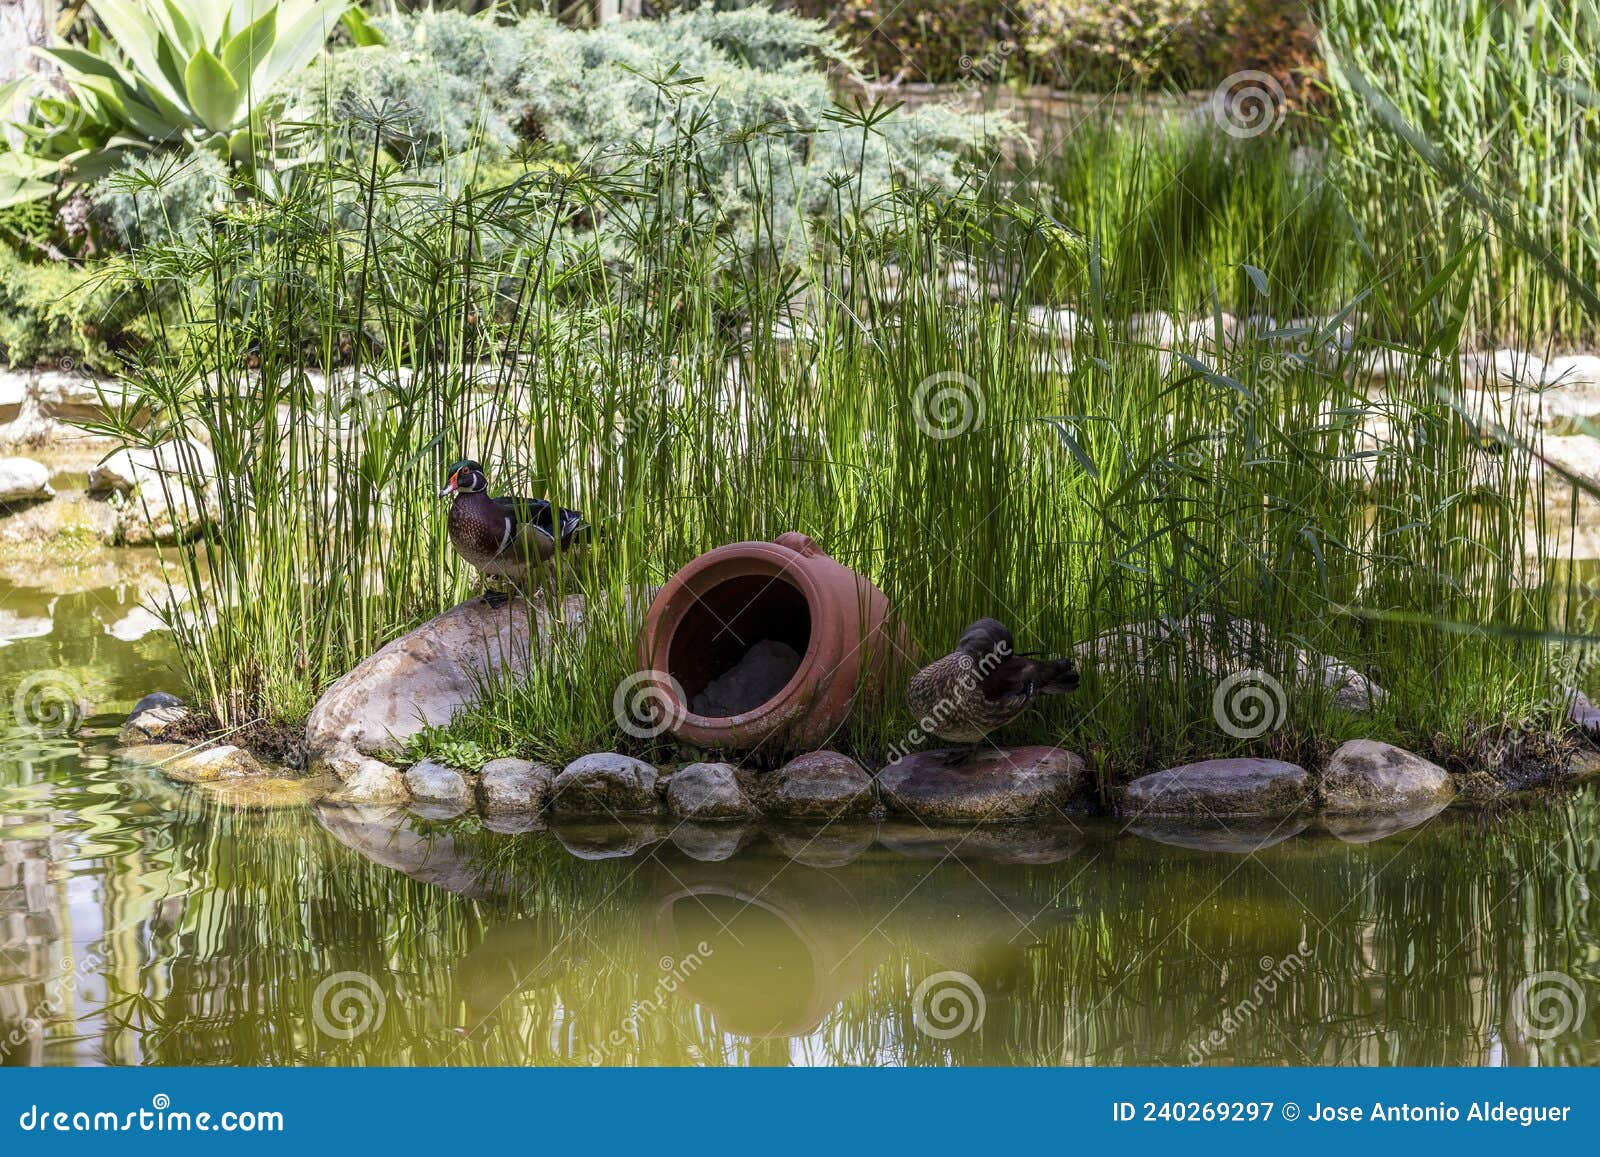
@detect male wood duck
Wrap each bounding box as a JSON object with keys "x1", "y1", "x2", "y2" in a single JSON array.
[
  {"x1": 440, "y1": 459, "x2": 591, "y2": 602},
  {"x1": 905, "y1": 617, "x2": 1079, "y2": 765}
]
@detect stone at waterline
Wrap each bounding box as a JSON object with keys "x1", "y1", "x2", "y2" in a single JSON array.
[
  {"x1": 1319, "y1": 739, "x2": 1455, "y2": 815},
  {"x1": 665, "y1": 762, "x2": 756, "y2": 820},
  {"x1": 201, "y1": 774, "x2": 337, "y2": 810},
  {"x1": 478, "y1": 758, "x2": 554, "y2": 815},
  {"x1": 404, "y1": 759, "x2": 474, "y2": 807},
  {"x1": 124, "y1": 742, "x2": 268, "y2": 784},
  {"x1": 758, "y1": 750, "x2": 875, "y2": 821},
  {"x1": 671, "y1": 822, "x2": 757, "y2": 863},
  {"x1": 877, "y1": 746, "x2": 1084, "y2": 823},
  {"x1": 1122, "y1": 758, "x2": 1311, "y2": 817},
  {"x1": 121, "y1": 691, "x2": 189, "y2": 744},
  {"x1": 876, "y1": 822, "x2": 1080, "y2": 865},
  {"x1": 322, "y1": 757, "x2": 408, "y2": 806},
  {"x1": 550, "y1": 753, "x2": 661, "y2": 817},
  {"x1": 1128, "y1": 814, "x2": 1309, "y2": 854},
  {"x1": 0, "y1": 457, "x2": 54, "y2": 505}
]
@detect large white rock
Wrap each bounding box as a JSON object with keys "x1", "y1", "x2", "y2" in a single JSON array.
[
  {"x1": 0, "y1": 457, "x2": 53, "y2": 504},
  {"x1": 1534, "y1": 434, "x2": 1600, "y2": 488},
  {"x1": 1543, "y1": 354, "x2": 1600, "y2": 388},
  {"x1": 30, "y1": 370, "x2": 137, "y2": 423},
  {"x1": 88, "y1": 439, "x2": 214, "y2": 493},
  {"x1": 306, "y1": 589, "x2": 651, "y2": 777},
  {"x1": 1076, "y1": 613, "x2": 1384, "y2": 711},
  {"x1": 89, "y1": 440, "x2": 219, "y2": 545},
  {"x1": 1026, "y1": 306, "x2": 1081, "y2": 346},
  {"x1": 1459, "y1": 348, "x2": 1545, "y2": 388}
]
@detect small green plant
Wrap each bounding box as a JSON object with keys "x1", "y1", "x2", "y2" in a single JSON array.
[{"x1": 402, "y1": 727, "x2": 510, "y2": 774}]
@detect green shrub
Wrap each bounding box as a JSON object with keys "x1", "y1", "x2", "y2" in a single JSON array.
[
  {"x1": 284, "y1": 6, "x2": 1013, "y2": 256},
  {"x1": 91, "y1": 151, "x2": 231, "y2": 248},
  {"x1": 1021, "y1": 0, "x2": 1229, "y2": 90},
  {"x1": 0, "y1": 248, "x2": 154, "y2": 371}
]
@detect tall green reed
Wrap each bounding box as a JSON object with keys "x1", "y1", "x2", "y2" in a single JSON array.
[
  {"x1": 1321, "y1": 0, "x2": 1600, "y2": 347},
  {"x1": 102, "y1": 81, "x2": 1565, "y2": 781}
]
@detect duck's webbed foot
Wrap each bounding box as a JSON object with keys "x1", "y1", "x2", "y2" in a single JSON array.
[{"x1": 480, "y1": 585, "x2": 513, "y2": 608}]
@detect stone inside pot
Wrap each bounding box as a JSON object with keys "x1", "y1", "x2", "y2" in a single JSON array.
[
  {"x1": 670, "y1": 573, "x2": 811, "y2": 717},
  {"x1": 690, "y1": 638, "x2": 801, "y2": 716}
]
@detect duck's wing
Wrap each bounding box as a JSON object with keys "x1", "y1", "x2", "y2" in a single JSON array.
[{"x1": 493, "y1": 496, "x2": 589, "y2": 552}]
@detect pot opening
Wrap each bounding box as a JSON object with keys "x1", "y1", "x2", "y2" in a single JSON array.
[{"x1": 668, "y1": 574, "x2": 812, "y2": 717}]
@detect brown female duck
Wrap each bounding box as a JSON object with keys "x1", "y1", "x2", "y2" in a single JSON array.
[{"x1": 905, "y1": 617, "x2": 1079, "y2": 764}]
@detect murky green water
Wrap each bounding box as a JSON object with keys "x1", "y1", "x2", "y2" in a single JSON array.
[{"x1": 2, "y1": 569, "x2": 1598, "y2": 1067}]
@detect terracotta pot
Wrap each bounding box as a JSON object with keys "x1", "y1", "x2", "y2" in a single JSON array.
[{"x1": 635, "y1": 532, "x2": 899, "y2": 752}]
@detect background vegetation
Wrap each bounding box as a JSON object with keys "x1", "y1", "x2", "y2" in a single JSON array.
[{"x1": 1, "y1": 1, "x2": 1595, "y2": 786}]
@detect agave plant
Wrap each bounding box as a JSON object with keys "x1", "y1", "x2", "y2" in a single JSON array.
[{"x1": 23, "y1": 0, "x2": 350, "y2": 181}]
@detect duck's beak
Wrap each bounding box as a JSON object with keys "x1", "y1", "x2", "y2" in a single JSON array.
[{"x1": 439, "y1": 471, "x2": 460, "y2": 498}]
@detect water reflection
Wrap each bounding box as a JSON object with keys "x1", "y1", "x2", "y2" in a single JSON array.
[{"x1": 1, "y1": 566, "x2": 1599, "y2": 1067}]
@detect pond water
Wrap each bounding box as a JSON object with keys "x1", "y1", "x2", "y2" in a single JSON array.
[{"x1": 2, "y1": 569, "x2": 1598, "y2": 1067}]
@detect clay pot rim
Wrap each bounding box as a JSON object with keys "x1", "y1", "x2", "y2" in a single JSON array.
[{"x1": 644, "y1": 539, "x2": 828, "y2": 728}]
